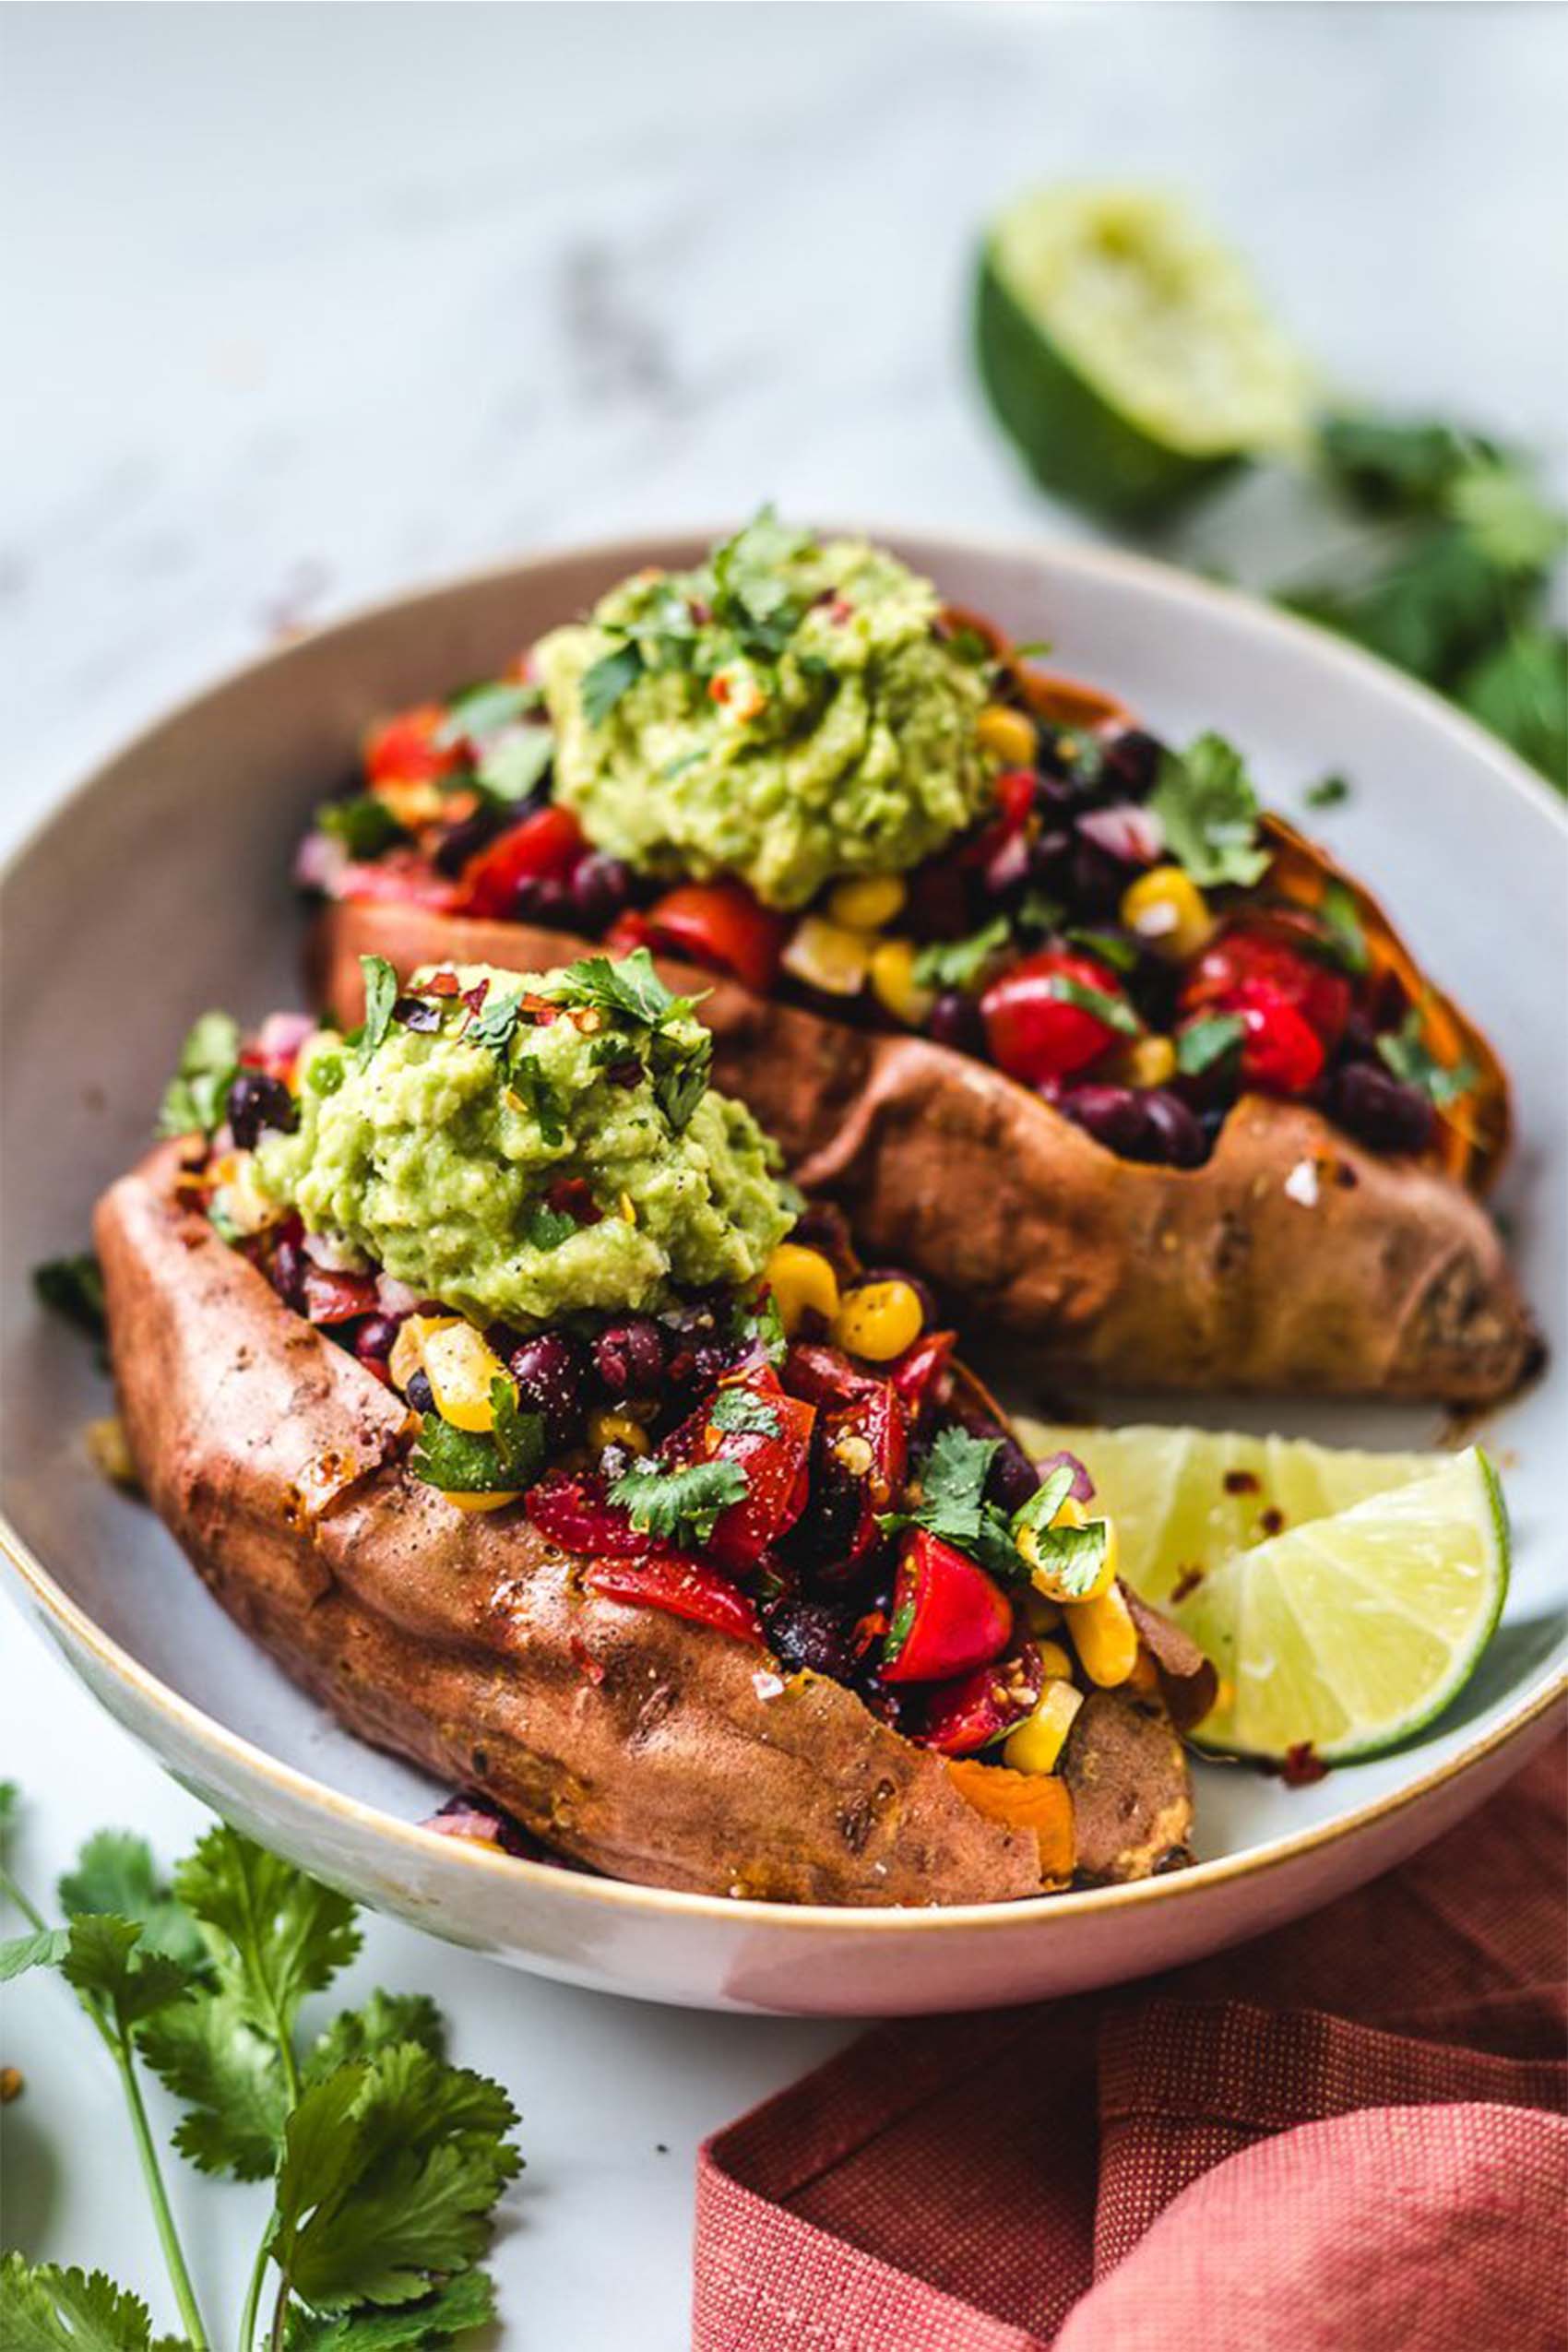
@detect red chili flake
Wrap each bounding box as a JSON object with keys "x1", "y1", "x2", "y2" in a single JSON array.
[
  {"x1": 546, "y1": 1175, "x2": 601, "y2": 1227},
  {"x1": 851, "y1": 1608, "x2": 888, "y2": 1659},
  {"x1": 570, "y1": 1635, "x2": 606, "y2": 1686},
  {"x1": 425, "y1": 970, "x2": 463, "y2": 998},
  {"x1": 708, "y1": 675, "x2": 731, "y2": 705},
  {"x1": 1171, "y1": 1565, "x2": 1206, "y2": 1604},
  {"x1": 459, "y1": 979, "x2": 490, "y2": 1017},
  {"x1": 1223, "y1": 1469, "x2": 1261, "y2": 1495},
  {"x1": 688, "y1": 598, "x2": 712, "y2": 625},
  {"x1": 520, "y1": 992, "x2": 559, "y2": 1026},
  {"x1": 1260, "y1": 1506, "x2": 1286, "y2": 1537},
  {"x1": 1279, "y1": 1741, "x2": 1328, "y2": 1788},
  {"x1": 827, "y1": 596, "x2": 855, "y2": 624}
]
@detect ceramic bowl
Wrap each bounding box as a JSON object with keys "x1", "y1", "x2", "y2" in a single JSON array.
[{"x1": 3, "y1": 531, "x2": 1563, "y2": 2014}]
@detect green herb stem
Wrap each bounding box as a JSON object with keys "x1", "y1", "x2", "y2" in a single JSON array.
[
  {"x1": 237, "y1": 2230, "x2": 275, "y2": 2352},
  {"x1": 112, "y1": 2035, "x2": 213, "y2": 2352}
]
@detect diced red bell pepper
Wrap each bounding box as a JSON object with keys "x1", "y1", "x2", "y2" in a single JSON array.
[
  {"x1": 527, "y1": 1471, "x2": 647, "y2": 1557},
  {"x1": 639, "y1": 881, "x2": 789, "y2": 995},
  {"x1": 584, "y1": 1555, "x2": 764, "y2": 1645},
  {"x1": 457, "y1": 805, "x2": 587, "y2": 920},
  {"x1": 916, "y1": 1643, "x2": 1047, "y2": 1755},
  {"x1": 1182, "y1": 922, "x2": 1352, "y2": 1050},
  {"x1": 1228, "y1": 979, "x2": 1325, "y2": 1096},
  {"x1": 980, "y1": 949, "x2": 1131, "y2": 1087},
  {"x1": 815, "y1": 1377, "x2": 910, "y2": 1575},
  {"x1": 363, "y1": 704, "x2": 464, "y2": 786},
  {"x1": 300, "y1": 1265, "x2": 382, "y2": 1325},
  {"x1": 881, "y1": 1529, "x2": 1015, "y2": 1684},
  {"x1": 700, "y1": 1369, "x2": 816, "y2": 1572},
  {"x1": 337, "y1": 853, "x2": 463, "y2": 912},
  {"x1": 960, "y1": 767, "x2": 1037, "y2": 870},
  {"x1": 887, "y1": 1329, "x2": 956, "y2": 1424},
  {"x1": 781, "y1": 1341, "x2": 881, "y2": 1408}
]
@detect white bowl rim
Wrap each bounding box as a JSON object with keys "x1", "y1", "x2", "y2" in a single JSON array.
[{"x1": 5, "y1": 523, "x2": 1563, "y2": 1939}]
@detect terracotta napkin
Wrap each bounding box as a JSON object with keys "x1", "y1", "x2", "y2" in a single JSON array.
[{"x1": 695, "y1": 1731, "x2": 1567, "y2": 2351}]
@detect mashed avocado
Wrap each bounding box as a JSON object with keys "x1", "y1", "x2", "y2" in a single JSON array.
[
  {"x1": 255, "y1": 956, "x2": 790, "y2": 1328},
  {"x1": 537, "y1": 515, "x2": 992, "y2": 909}
]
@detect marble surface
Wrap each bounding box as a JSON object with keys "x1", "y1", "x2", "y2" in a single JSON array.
[{"x1": 2, "y1": 3, "x2": 1563, "y2": 2340}]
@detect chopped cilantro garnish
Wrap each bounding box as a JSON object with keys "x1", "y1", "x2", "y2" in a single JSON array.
[
  {"x1": 1304, "y1": 772, "x2": 1351, "y2": 810},
  {"x1": 437, "y1": 678, "x2": 540, "y2": 745},
  {"x1": 608, "y1": 1456, "x2": 750, "y2": 1547},
  {"x1": 33, "y1": 1253, "x2": 106, "y2": 1339},
  {"x1": 520, "y1": 1201, "x2": 582, "y2": 1252},
  {"x1": 1376, "y1": 1005, "x2": 1477, "y2": 1108},
  {"x1": 1149, "y1": 733, "x2": 1271, "y2": 889},
  {"x1": 475, "y1": 725, "x2": 554, "y2": 803},
  {"x1": 552, "y1": 948, "x2": 695, "y2": 1029},
  {"x1": 1063, "y1": 925, "x2": 1139, "y2": 974},
  {"x1": 411, "y1": 1380, "x2": 545, "y2": 1493},
  {"x1": 509, "y1": 1054, "x2": 566, "y2": 1147},
  {"x1": 911, "y1": 916, "x2": 1011, "y2": 994},
  {"x1": 467, "y1": 984, "x2": 526, "y2": 1057},
  {"x1": 1316, "y1": 881, "x2": 1370, "y2": 976},
  {"x1": 315, "y1": 793, "x2": 406, "y2": 858},
  {"x1": 356, "y1": 956, "x2": 398, "y2": 1067},
  {"x1": 580, "y1": 641, "x2": 646, "y2": 727},
  {"x1": 1012, "y1": 1467, "x2": 1111, "y2": 1599},
  {"x1": 1176, "y1": 1012, "x2": 1244, "y2": 1075},
  {"x1": 158, "y1": 1010, "x2": 242, "y2": 1138},
  {"x1": 1046, "y1": 973, "x2": 1143, "y2": 1037},
  {"x1": 878, "y1": 1424, "x2": 1023, "y2": 1584},
  {"x1": 708, "y1": 1386, "x2": 782, "y2": 1438}
]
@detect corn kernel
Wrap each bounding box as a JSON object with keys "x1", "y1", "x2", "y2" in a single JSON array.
[
  {"x1": 868, "y1": 937, "x2": 937, "y2": 1028},
  {"x1": 589, "y1": 1409, "x2": 650, "y2": 1456},
  {"x1": 827, "y1": 873, "x2": 908, "y2": 932},
  {"x1": 376, "y1": 779, "x2": 448, "y2": 830},
  {"x1": 976, "y1": 703, "x2": 1039, "y2": 767},
  {"x1": 421, "y1": 1321, "x2": 513, "y2": 1433},
  {"x1": 832, "y1": 1278, "x2": 924, "y2": 1362},
  {"x1": 1063, "y1": 1580, "x2": 1139, "y2": 1687},
  {"x1": 781, "y1": 916, "x2": 873, "y2": 997},
  {"x1": 1107, "y1": 1033, "x2": 1178, "y2": 1090},
  {"x1": 1003, "y1": 1678, "x2": 1084, "y2": 1775},
  {"x1": 765, "y1": 1243, "x2": 841, "y2": 1337},
  {"x1": 86, "y1": 1415, "x2": 139, "y2": 1490},
  {"x1": 388, "y1": 1313, "x2": 457, "y2": 1396},
  {"x1": 1120, "y1": 865, "x2": 1213, "y2": 962},
  {"x1": 1035, "y1": 1638, "x2": 1075, "y2": 1681},
  {"x1": 445, "y1": 1489, "x2": 523, "y2": 1515}
]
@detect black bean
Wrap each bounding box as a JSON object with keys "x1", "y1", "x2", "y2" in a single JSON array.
[
  {"x1": 1099, "y1": 728, "x2": 1165, "y2": 801},
  {"x1": 227, "y1": 1071, "x2": 298, "y2": 1151},
  {"x1": 406, "y1": 1368, "x2": 435, "y2": 1416},
  {"x1": 433, "y1": 804, "x2": 505, "y2": 877},
  {"x1": 570, "y1": 852, "x2": 635, "y2": 933},
  {"x1": 926, "y1": 991, "x2": 984, "y2": 1053},
  {"x1": 765, "y1": 1598, "x2": 859, "y2": 1680},
  {"x1": 1061, "y1": 1084, "x2": 1207, "y2": 1168},
  {"x1": 1141, "y1": 1088, "x2": 1209, "y2": 1168},
  {"x1": 352, "y1": 1313, "x2": 400, "y2": 1365},
  {"x1": 985, "y1": 1436, "x2": 1040, "y2": 1514},
  {"x1": 507, "y1": 1330, "x2": 588, "y2": 1446},
  {"x1": 592, "y1": 1317, "x2": 667, "y2": 1399},
  {"x1": 1327, "y1": 1062, "x2": 1437, "y2": 1155}
]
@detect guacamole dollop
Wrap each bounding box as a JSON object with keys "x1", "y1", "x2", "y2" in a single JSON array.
[
  {"x1": 255, "y1": 956, "x2": 791, "y2": 1328},
  {"x1": 537, "y1": 516, "x2": 992, "y2": 909}
]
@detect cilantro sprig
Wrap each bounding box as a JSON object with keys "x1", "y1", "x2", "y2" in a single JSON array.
[
  {"x1": 0, "y1": 1783, "x2": 520, "y2": 2352},
  {"x1": 1375, "y1": 1003, "x2": 1477, "y2": 1109},
  {"x1": 411, "y1": 1382, "x2": 546, "y2": 1496},
  {"x1": 158, "y1": 1011, "x2": 242, "y2": 1140},
  {"x1": 607, "y1": 1456, "x2": 750, "y2": 1547},
  {"x1": 1148, "y1": 734, "x2": 1271, "y2": 889},
  {"x1": 551, "y1": 951, "x2": 713, "y2": 1133}
]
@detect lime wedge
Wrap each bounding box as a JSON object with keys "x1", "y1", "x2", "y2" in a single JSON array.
[
  {"x1": 1019, "y1": 1422, "x2": 1435, "y2": 1608},
  {"x1": 975, "y1": 184, "x2": 1313, "y2": 519}
]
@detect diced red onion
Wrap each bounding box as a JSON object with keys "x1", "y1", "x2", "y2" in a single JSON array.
[
  {"x1": 303, "y1": 1229, "x2": 369, "y2": 1273},
  {"x1": 1076, "y1": 803, "x2": 1164, "y2": 866},
  {"x1": 375, "y1": 1273, "x2": 422, "y2": 1317},
  {"x1": 1034, "y1": 1447, "x2": 1095, "y2": 1503},
  {"x1": 292, "y1": 832, "x2": 348, "y2": 892}
]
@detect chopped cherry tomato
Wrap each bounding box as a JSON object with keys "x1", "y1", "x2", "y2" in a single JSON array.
[
  {"x1": 239, "y1": 1011, "x2": 315, "y2": 1087},
  {"x1": 917, "y1": 1643, "x2": 1046, "y2": 1755},
  {"x1": 604, "y1": 910, "x2": 654, "y2": 957},
  {"x1": 363, "y1": 704, "x2": 463, "y2": 786},
  {"x1": 1229, "y1": 979, "x2": 1325, "y2": 1095},
  {"x1": 782, "y1": 1341, "x2": 882, "y2": 1408},
  {"x1": 527, "y1": 1470, "x2": 646, "y2": 1557},
  {"x1": 337, "y1": 852, "x2": 462, "y2": 912},
  {"x1": 961, "y1": 767, "x2": 1038, "y2": 869},
  {"x1": 640, "y1": 881, "x2": 789, "y2": 995},
  {"x1": 881, "y1": 1530, "x2": 1015, "y2": 1684},
  {"x1": 980, "y1": 948, "x2": 1131, "y2": 1087},
  {"x1": 584, "y1": 1555, "x2": 764, "y2": 1645},
  {"x1": 299, "y1": 1265, "x2": 381, "y2": 1325},
  {"x1": 700, "y1": 1368, "x2": 816, "y2": 1572},
  {"x1": 1182, "y1": 922, "x2": 1352, "y2": 1050},
  {"x1": 457, "y1": 805, "x2": 587, "y2": 919},
  {"x1": 887, "y1": 1329, "x2": 956, "y2": 1425}
]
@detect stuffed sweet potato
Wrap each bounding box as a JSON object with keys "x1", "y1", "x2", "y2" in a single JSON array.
[
  {"x1": 299, "y1": 517, "x2": 1536, "y2": 1405},
  {"x1": 97, "y1": 958, "x2": 1214, "y2": 1905}
]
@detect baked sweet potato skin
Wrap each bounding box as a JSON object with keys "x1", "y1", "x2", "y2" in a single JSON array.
[
  {"x1": 97, "y1": 1144, "x2": 1061, "y2": 1906},
  {"x1": 312, "y1": 899, "x2": 1538, "y2": 1404}
]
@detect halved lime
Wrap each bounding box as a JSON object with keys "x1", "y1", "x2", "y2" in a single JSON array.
[
  {"x1": 1025, "y1": 1423, "x2": 1508, "y2": 1763},
  {"x1": 975, "y1": 185, "x2": 1313, "y2": 520}
]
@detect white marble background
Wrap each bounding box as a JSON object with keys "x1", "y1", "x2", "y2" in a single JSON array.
[{"x1": 3, "y1": 3, "x2": 1564, "y2": 2342}]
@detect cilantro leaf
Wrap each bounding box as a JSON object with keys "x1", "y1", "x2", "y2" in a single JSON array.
[
  {"x1": 317, "y1": 797, "x2": 406, "y2": 860},
  {"x1": 137, "y1": 1991, "x2": 291, "y2": 2180},
  {"x1": 1304, "y1": 773, "x2": 1350, "y2": 810},
  {"x1": 520, "y1": 1201, "x2": 581, "y2": 1253},
  {"x1": 1148, "y1": 734, "x2": 1270, "y2": 888},
  {"x1": 58, "y1": 1829, "x2": 207, "y2": 1969},
  {"x1": 411, "y1": 1384, "x2": 545, "y2": 1496},
  {"x1": 358, "y1": 959, "x2": 398, "y2": 1068},
  {"x1": 1016, "y1": 1509, "x2": 1110, "y2": 1600},
  {"x1": 33, "y1": 1253, "x2": 106, "y2": 1340},
  {"x1": 60, "y1": 1914, "x2": 193, "y2": 2031},
  {"x1": 608, "y1": 1457, "x2": 749, "y2": 1547},
  {"x1": 307, "y1": 1991, "x2": 445, "y2": 2081},
  {"x1": 172, "y1": 1826, "x2": 360, "y2": 2052},
  {"x1": 1063, "y1": 926, "x2": 1139, "y2": 974},
  {"x1": 1317, "y1": 412, "x2": 1495, "y2": 513},
  {"x1": 727, "y1": 1289, "x2": 787, "y2": 1366},
  {"x1": 474, "y1": 727, "x2": 553, "y2": 804},
  {"x1": 436, "y1": 680, "x2": 540, "y2": 746},
  {"x1": 1376, "y1": 1006, "x2": 1477, "y2": 1107},
  {"x1": 158, "y1": 1010, "x2": 241, "y2": 1139},
  {"x1": 285, "y1": 2270, "x2": 495, "y2": 2350},
  {"x1": 915, "y1": 1424, "x2": 998, "y2": 1533},
  {"x1": 911, "y1": 917, "x2": 1011, "y2": 994},
  {"x1": 1447, "y1": 462, "x2": 1567, "y2": 577},
  {"x1": 1045, "y1": 972, "x2": 1143, "y2": 1037},
  {"x1": 1175, "y1": 1013, "x2": 1243, "y2": 1076},
  {"x1": 552, "y1": 949, "x2": 688, "y2": 1029},
  {"x1": 1457, "y1": 628, "x2": 1566, "y2": 790},
  {"x1": 707, "y1": 1387, "x2": 781, "y2": 1438},
  {"x1": 0, "y1": 1925, "x2": 71, "y2": 1980},
  {"x1": 466, "y1": 985, "x2": 524, "y2": 1058},
  {"x1": 649, "y1": 1026, "x2": 711, "y2": 1133},
  {"x1": 1316, "y1": 881, "x2": 1369, "y2": 976},
  {"x1": 1009, "y1": 1465, "x2": 1076, "y2": 1538},
  {"x1": 0, "y1": 2256, "x2": 165, "y2": 2352},
  {"x1": 580, "y1": 640, "x2": 646, "y2": 726},
  {"x1": 508, "y1": 1054, "x2": 565, "y2": 1146}
]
